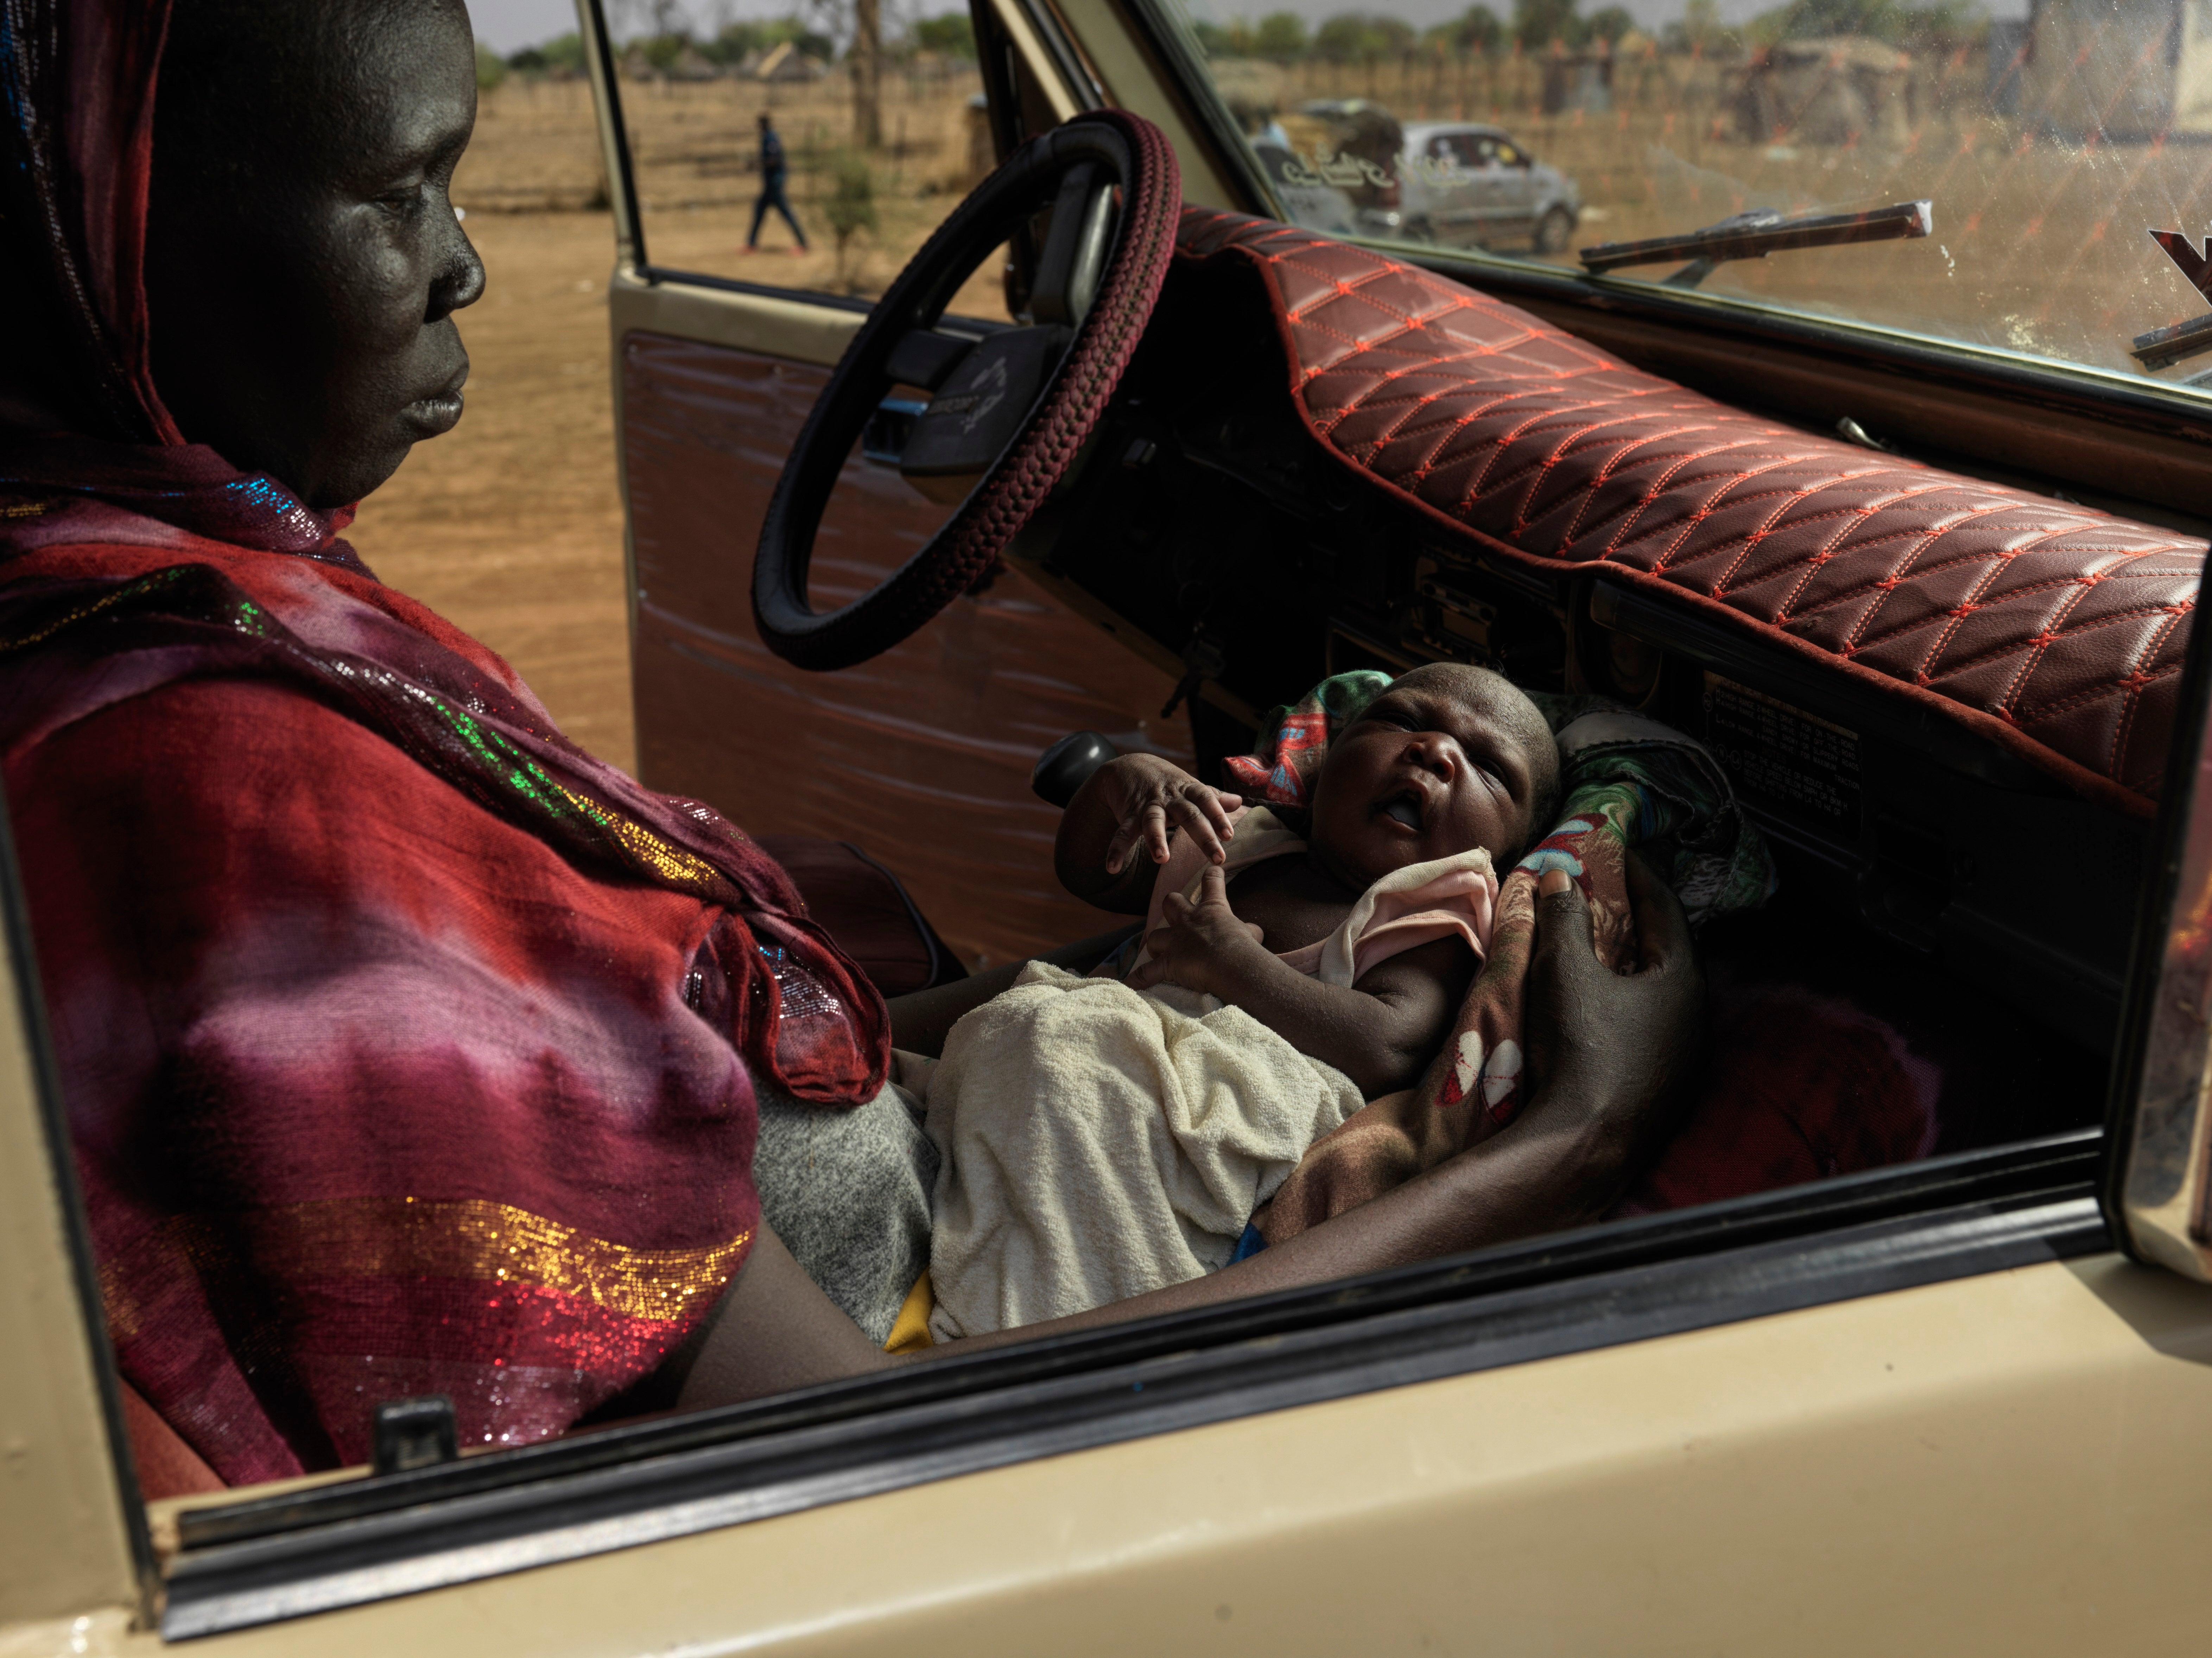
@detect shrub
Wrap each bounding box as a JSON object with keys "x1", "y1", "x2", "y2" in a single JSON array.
[
  {"x1": 825, "y1": 150, "x2": 879, "y2": 288},
  {"x1": 911, "y1": 12, "x2": 977, "y2": 58},
  {"x1": 507, "y1": 34, "x2": 587, "y2": 77}
]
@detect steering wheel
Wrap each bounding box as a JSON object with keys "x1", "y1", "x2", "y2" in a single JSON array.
[{"x1": 753, "y1": 109, "x2": 1180, "y2": 671}]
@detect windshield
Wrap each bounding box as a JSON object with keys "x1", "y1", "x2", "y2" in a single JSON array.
[{"x1": 1172, "y1": 0, "x2": 2212, "y2": 390}]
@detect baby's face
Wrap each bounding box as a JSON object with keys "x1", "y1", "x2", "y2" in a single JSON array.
[{"x1": 1305, "y1": 666, "x2": 1551, "y2": 890}]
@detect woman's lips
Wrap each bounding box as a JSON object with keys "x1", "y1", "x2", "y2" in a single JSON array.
[{"x1": 404, "y1": 369, "x2": 469, "y2": 435}]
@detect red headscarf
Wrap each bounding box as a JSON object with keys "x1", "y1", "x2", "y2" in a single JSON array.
[{"x1": 0, "y1": 0, "x2": 182, "y2": 442}]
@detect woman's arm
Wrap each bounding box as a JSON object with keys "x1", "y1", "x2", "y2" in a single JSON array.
[
  {"x1": 676, "y1": 856, "x2": 1701, "y2": 1405},
  {"x1": 963, "y1": 858, "x2": 1705, "y2": 1330}
]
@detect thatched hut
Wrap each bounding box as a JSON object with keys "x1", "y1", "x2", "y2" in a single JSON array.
[{"x1": 1734, "y1": 36, "x2": 1913, "y2": 146}]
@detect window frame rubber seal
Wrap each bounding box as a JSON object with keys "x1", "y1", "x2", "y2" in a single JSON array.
[{"x1": 162, "y1": 1130, "x2": 2105, "y2": 1640}]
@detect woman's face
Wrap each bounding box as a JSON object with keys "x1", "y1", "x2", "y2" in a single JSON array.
[{"x1": 145, "y1": 2, "x2": 485, "y2": 509}]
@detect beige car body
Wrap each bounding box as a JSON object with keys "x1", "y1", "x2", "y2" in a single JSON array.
[{"x1": 8, "y1": 0, "x2": 2212, "y2": 1651}]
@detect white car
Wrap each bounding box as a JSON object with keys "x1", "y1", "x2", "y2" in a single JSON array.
[{"x1": 1397, "y1": 121, "x2": 1583, "y2": 253}]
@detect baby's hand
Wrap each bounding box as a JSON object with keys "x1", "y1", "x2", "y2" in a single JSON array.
[
  {"x1": 1097, "y1": 755, "x2": 1243, "y2": 874},
  {"x1": 1125, "y1": 864, "x2": 1266, "y2": 996}
]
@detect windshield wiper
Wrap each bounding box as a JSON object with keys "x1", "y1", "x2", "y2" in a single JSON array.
[
  {"x1": 2131, "y1": 229, "x2": 2212, "y2": 373},
  {"x1": 1580, "y1": 200, "x2": 1933, "y2": 290}
]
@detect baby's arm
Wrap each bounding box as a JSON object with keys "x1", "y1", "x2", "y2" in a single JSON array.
[
  {"x1": 1055, "y1": 753, "x2": 1243, "y2": 915},
  {"x1": 1124, "y1": 864, "x2": 1476, "y2": 1097}
]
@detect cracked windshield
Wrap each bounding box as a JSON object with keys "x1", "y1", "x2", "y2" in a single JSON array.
[{"x1": 1174, "y1": 0, "x2": 2212, "y2": 387}]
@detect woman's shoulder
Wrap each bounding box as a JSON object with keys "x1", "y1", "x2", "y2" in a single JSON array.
[
  {"x1": 8, "y1": 676, "x2": 676, "y2": 931},
  {"x1": 1, "y1": 532, "x2": 532, "y2": 700}
]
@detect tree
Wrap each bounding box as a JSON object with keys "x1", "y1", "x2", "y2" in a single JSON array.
[
  {"x1": 636, "y1": 31, "x2": 689, "y2": 71},
  {"x1": 911, "y1": 12, "x2": 976, "y2": 57},
  {"x1": 507, "y1": 33, "x2": 588, "y2": 76},
  {"x1": 704, "y1": 18, "x2": 835, "y2": 65},
  {"x1": 475, "y1": 41, "x2": 507, "y2": 90},
  {"x1": 1191, "y1": 18, "x2": 1236, "y2": 56},
  {"x1": 1427, "y1": 5, "x2": 1504, "y2": 53},
  {"x1": 850, "y1": 0, "x2": 882, "y2": 147},
  {"x1": 1748, "y1": 0, "x2": 1983, "y2": 46},
  {"x1": 1513, "y1": 0, "x2": 1587, "y2": 48},
  {"x1": 1314, "y1": 12, "x2": 1415, "y2": 63},
  {"x1": 1253, "y1": 10, "x2": 1311, "y2": 59},
  {"x1": 1587, "y1": 5, "x2": 1634, "y2": 42},
  {"x1": 1661, "y1": 0, "x2": 1729, "y2": 51}
]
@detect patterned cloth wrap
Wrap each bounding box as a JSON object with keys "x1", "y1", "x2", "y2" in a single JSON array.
[
  {"x1": 0, "y1": 0, "x2": 893, "y2": 1484},
  {"x1": 0, "y1": 446, "x2": 892, "y2": 1482},
  {"x1": 1224, "y1": 670, "x2": 1775, "y2": 1246}
]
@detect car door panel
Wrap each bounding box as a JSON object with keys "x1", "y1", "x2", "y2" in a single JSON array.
[
  {"x1": 587, "y1": 0, "x2": 1206, "y2": 968},
  {"x1": 1482, "y1": 141, "x2": 1526, "y2": 239},
  {"x1": 1425, "y1": 137, "x2": 1475, "y2": 238},
  {"x1": 618, "y1": 323, "x2": 1192, "y2": 967}
]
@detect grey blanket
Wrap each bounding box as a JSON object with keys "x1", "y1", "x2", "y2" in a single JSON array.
[{"x1": 750, "y1": 1075, "x2": 937, "y2": 1344}]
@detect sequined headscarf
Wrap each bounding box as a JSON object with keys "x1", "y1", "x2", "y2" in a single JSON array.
[{"x1": 0, "y1": 0, "x2": 183, "y2": 444}]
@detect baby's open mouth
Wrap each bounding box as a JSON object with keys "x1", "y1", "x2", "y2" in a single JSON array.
[{"x1": 1381, "y1": 793, "x2": 1423, "y2": 831}]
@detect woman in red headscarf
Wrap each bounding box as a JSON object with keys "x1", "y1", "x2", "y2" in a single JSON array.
[{"x1": 0, "y1": 0, "x2": 1700, "y2": 1493}]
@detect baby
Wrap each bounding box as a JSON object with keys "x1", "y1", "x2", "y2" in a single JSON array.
[{"x1": 918, "y1": 663, "x2": 1562, "y2": 1340}]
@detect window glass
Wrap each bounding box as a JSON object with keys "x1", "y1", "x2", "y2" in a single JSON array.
[
  {"x1": 472, "y1": 18, "x2": 1015, "y2": 319},
  {"x1": 1177, "y1": 0, "x2": 2212, "y2": 387}
]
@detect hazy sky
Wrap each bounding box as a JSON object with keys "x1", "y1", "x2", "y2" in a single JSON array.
[{"x1": 466, "y1": 0, "x2": 578, "y2": 53}]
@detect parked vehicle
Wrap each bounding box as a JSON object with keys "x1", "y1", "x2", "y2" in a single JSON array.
[
  {"x1": 1397, "y1": 120, "x2": 1583, "y2": 253},
  {"x1": 1248, "y1": 139, "x2": 1359, "y2": 238}
]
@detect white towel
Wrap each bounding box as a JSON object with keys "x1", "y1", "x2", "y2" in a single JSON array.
[{"x1": 923, "y1": 961, "x2": 1362, "y2": 1340}]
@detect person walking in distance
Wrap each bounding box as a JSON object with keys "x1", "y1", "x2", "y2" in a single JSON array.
[{"x1": 745, "y1": 112, "x2": 809, "y2": 254}]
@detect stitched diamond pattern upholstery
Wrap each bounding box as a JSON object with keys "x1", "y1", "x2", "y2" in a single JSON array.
[{"x1": 1177, "y1": 207, "x2": 2203, "y2": 811}]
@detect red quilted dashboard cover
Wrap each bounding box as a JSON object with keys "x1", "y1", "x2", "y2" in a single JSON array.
[{"x1": 1175, "y1": 208, "x2": 2204, "y2": 814}]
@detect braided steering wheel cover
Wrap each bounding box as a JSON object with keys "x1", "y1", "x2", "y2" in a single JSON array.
[{"x1": 753, "y1": 110, "x2": 1181, "y2": 671}]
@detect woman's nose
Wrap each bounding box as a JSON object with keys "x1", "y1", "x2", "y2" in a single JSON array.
[{"x1": 430, "y1": 215, "x2": 487, "y2": 320}]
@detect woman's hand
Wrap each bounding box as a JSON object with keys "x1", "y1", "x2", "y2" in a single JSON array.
[
  {"x1": 1094, "y1": 754, "x2": 1243, "y2": 875},
  {"x1": 1124, "y1": 862, "x2": 1266, "y2": 997},
  {"x1": 1516, "y1": 852, "x2": 1705, "y2": 1204}
]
